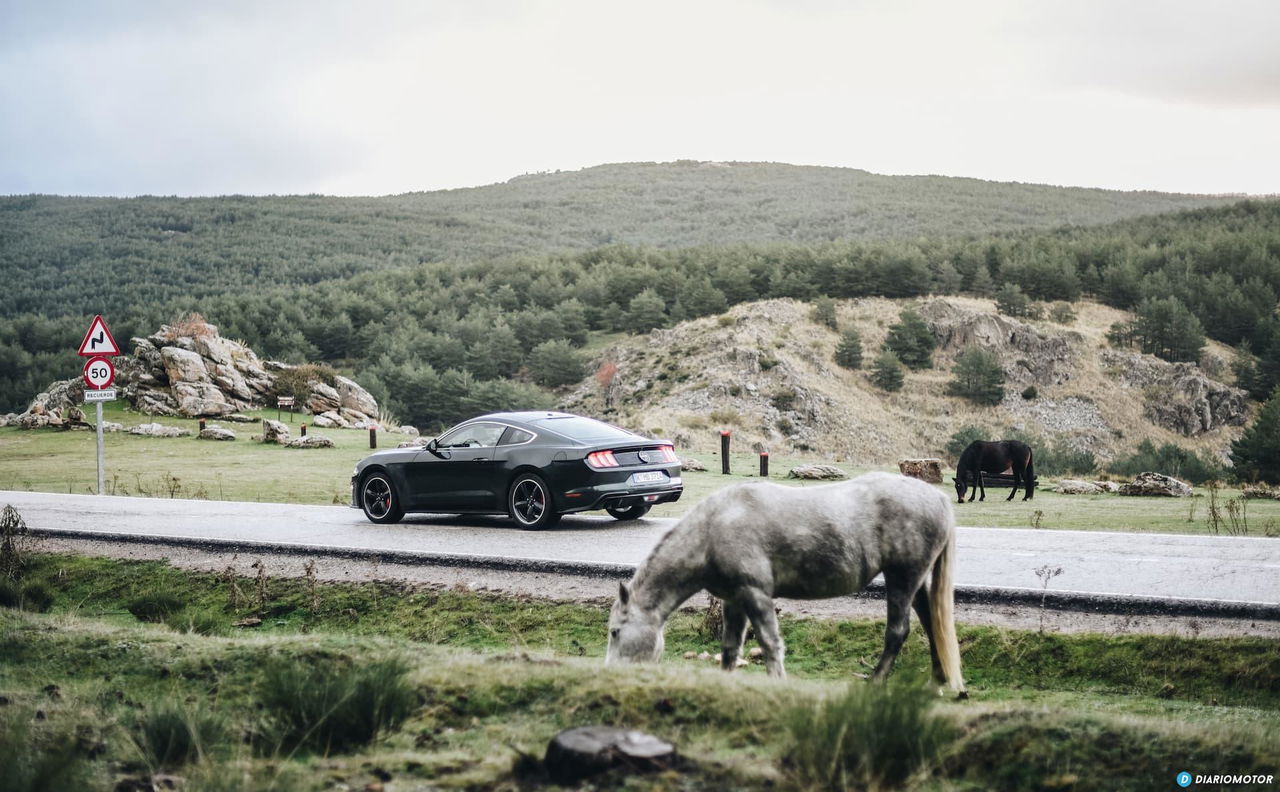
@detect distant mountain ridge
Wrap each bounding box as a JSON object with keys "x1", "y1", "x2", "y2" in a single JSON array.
[{"x1": 0, "y1": 161, "x2": 1237, "y2": 319}]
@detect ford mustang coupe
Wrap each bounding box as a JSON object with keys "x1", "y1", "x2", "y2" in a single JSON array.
[{"x1": 351, "y1": 411, "x2": 683, "y2": 528}]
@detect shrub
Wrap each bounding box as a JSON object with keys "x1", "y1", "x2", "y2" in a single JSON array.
[
  {"x1": 164, "y1": 607, "x2": 227, "y2": 636},
  {"x1": 782, "y1": 683, "x2": 955, "y2": 791},
  {"x1": 945, "y1": 346, "x2": 1005, "y2": 406},
  {"x1": 771, "y1": 389, "x2": 798, "y2": 412},
  {"x1": 126, "y1": 589, "x2": 185, "y2": 623},
  {"x1": 1, "y1": 504, "x2": 34, "y2": 580},
  {"x1": 870, "y1": 350, "x2": 905, "y2": 392},
  {"x1": 258, "y1": 656, "x2": 415, "y2": 755},
  {"x1": 136, "y1": 702, "x2": 228, "y2": 768},
  {"x1": 884, "y1": 310, "x2": 936, "y2": 370},
  {"x1": 1109, "y1": 440, "x2": 1223, "y2": 484},
  {"x1": 0, "y1": 706, "x2": 96, "y2": 792},
  {"x1": 834, "y1": 329, "x2": 863, "y2": 370},
  {"x1": 1021, "y1": 385, "x2": 1038, "y2": 400},
  {"x1": 0, "y1": 580, "x2": 50, "y2": 612},
  {"x1": 1049, "y1": 302, "x2": 1077, "y2": 324},
  {"x1": 810, "y1": 297, "x2": 839, "y2": 330}
]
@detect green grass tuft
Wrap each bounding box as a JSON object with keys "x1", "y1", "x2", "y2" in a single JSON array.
[
  {"x1": 134, "y1": 701, "x2": 228, "y2": 769},
  {"x1": 257, "y1": 655, "x2": 416, "y2": 756},
  {"x1": 782, "y1": 682, "x2": 955, "y2": 791}
]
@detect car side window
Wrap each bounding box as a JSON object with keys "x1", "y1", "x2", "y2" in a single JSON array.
[
  {"x1": 438, "y1": 422, "x2": 505, "y2": 448},
  {"x1": 498, "y1": 427, "x2": 534, "y2": 446}
]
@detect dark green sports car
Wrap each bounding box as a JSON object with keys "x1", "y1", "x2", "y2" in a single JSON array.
[{"x1": 351, "y1": 411, "x2": 683, "y2": 529}]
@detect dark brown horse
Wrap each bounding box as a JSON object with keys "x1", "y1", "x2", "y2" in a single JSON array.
[{"x1": 955, "y1": 439, "x2": 1035, "y2": 503}]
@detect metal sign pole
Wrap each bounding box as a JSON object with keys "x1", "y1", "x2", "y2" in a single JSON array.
[{"x1": 96, "y1": 400, "x2": 105, "y2": 495}]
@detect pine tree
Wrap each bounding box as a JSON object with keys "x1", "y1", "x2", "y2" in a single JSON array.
[
  {"x1": 627, "y1": 289, "x2": 667, "y2": 332},
  {"x1": 528, "y1": 339, "x2": 585, "y2": 387},
  {"x1": 1131, "y1": 297, "x2": 1205, "y2": 362},
  {"x1": 871, "y1": 349, "x2": 905, "y2": 391},
  {"x1": 811, "y1": 296, "x2": 839, "y2": 330},
  {"x1": 834, "y1": 328, "x2": 863, "y2": 369},
  {"x1": 1230, "y1": 388, "x2": 1280, "y2": 484},
  {"x1": 884, "y1": 309, "x2": 936, "y2": 370},
  {"x1": 995, "y1": 283, "x2": 1033, "y2": 318},
  {"x1": 945, "y1": 346, "x2": 1006, "y2": 406}
]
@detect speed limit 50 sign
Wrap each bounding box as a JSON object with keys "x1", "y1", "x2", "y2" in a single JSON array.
[{"x1": 82, "y1": 356, "x2": 116, "y2": 390}]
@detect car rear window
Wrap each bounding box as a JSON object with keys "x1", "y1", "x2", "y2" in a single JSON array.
[{"x1": 533, "y1": 416, "x2": 637, "y2": 442}]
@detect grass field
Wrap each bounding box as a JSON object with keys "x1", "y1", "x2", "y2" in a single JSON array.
[
  {"x1": 1, "y1": 553, "x2": 1277, "y2": 791},
  {"x1": 2, "y1": 405, "x2": 1279, "y2": 535}
]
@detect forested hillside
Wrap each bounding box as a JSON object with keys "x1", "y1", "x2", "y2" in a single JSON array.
[
  {"x1": 0, "y1": 161, "x2": 1236, "y2": 319},
  {"x1": 4, "y1": 196, "x2": 1279, "y2": 431}
]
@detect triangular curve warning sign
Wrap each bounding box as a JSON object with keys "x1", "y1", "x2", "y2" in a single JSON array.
[{"x1": 78, "y1": 315, "x2": 121, "y2": 357}]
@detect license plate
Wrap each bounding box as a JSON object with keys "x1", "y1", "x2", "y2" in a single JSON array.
[{"x1": 631, "y1": 471, "x2": 667, "y2": 484}]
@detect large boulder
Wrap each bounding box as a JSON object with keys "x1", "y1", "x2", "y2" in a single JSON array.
[
  {"x1": 787, "y1": 464, "x2": 848, "y2": 480},
  {"x1": 1054, "y1": 479, "x2": 1104, "y2": 495},
  {"x1": 260, "y1": 419, "x2": 290, "y2": 444},
  {"x1": 285, "y1": 435, "x2": 335, "y2": 449},
  {"x1": 129, "y1": 423, "x2": 193, "y2": 438},
  {"x1": 306, "y1": 381, "x2": 342, "y2": 414},
  {"x1": 172, "y1": 382, "x2": 236, "y2": 417},
  {"x1": 898, "y1": 458, "x2": 943, "y2": 484},
  {"x1": 335, "y1": 375, "x2": 379, "y2": 419},
  {"x1": 544, "y1": 727, "x2": 676, "y2": 785},
  {"x1": 161, "y1": 346, "x2": 211, "y2": 386},
  {"x1": 198, "y1": 426, "x2": 237, "y2": 441},
  {"x1": 1118, "y1": 472, "x2": 1193, "y2": 498}
]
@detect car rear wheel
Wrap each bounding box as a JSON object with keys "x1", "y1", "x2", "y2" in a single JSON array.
[
  {"x1": 360, "y1": 472, "x2": 405, "y2": 524},
  {"x1": 509, "y1": 473, "x2": 561, "y2": 530},
  {"x1": 605, "y1": 502, "x2": 651, "y2": 521}
]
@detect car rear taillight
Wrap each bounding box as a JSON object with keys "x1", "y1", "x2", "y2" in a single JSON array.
[
  {"x1": 586, "y1": 450, "x2": 620, "y2": 469},
  {"x1": 657, "y1": 445, "x2": 679, "y2": 463}
]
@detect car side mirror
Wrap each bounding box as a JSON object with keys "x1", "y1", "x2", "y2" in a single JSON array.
[{"x1": 426, "y1": 437, "x2": 442, "y2": 456}]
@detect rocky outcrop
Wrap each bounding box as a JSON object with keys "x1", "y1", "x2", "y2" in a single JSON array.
[
  {"x1": 1118, "y1": 472, "x2": 1193, "y2": 497},
  {"x1": 918, "y1": 299, "x2": 1081, "y2": 386},
  {"x1": 9, "y1": 316, "x2": 387, "y2": 424},
  {"x1": 898, "y1": 458, "x2": 943, "y2": 483},
  {"x1": 1100, "y1": 350, "x2": 1248, "y2": 437}
]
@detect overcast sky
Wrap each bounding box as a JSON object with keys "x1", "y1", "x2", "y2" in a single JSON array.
[{"x1": 2, "y1": 0, "x2": 1278, "y2": 197}]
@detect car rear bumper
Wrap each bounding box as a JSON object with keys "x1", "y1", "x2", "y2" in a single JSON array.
[{"x1": 559, "y1": 477, "x2": 683, "y2": 513}]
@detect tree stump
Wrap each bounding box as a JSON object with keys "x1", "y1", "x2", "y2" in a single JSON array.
[{"x1": 544, "y1": 726, "x2": 676, "y2": 784}]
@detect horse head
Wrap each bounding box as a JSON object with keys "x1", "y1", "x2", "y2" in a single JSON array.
[
  {"x1": 605, "y1": 581, "x2": 665, "y2": 665},
  {"x1": 954, "y1": 477, "x2": 967, "y2": 504}
]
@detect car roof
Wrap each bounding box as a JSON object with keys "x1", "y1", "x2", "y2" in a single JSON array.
[{"x1": 470, "y1": 410, "x2": 576, "y2": 425}]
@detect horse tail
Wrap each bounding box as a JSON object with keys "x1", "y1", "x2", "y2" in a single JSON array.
[
  {"x1": 929, "y1": 519, "x2": 966, "y2": 695},
  {"x1": 1024, "y1": 448, "x2": 1035, "y2": 498}
]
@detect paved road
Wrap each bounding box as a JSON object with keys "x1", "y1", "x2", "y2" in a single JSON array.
[{"x1": 3, "y1": 490, "x2": 1278, "y2": 608}]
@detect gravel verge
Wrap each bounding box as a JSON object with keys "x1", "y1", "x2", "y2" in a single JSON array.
[{"x1": 36, "y1": 536, "x2": 1280, "y2": 639}]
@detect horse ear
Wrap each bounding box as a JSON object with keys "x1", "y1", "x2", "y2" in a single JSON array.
[{"x1": 618, "y1": 582, "x2": 630, "y2": 606}]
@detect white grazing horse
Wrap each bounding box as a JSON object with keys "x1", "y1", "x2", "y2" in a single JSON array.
[{"x1": 606, "y1": 472, "x2": 965, "y2": 695}]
